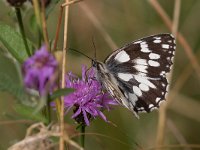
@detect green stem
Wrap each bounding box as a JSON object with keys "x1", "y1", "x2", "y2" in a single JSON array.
[
  {"x1": 80, "y1": 124, "x2": 85, "y2": 148},
  {"x1": 15, "y1": 7, "x2": 31, "y2": 56},
  {"x1": 38, "y1": 28, "x2": 42, "y2": 48},
  {"x1": 32, "y1": 0, "x2": 43, "y2": 48},
  {"x1": 46, "y1": 95, "x2": 52, "y2": 124}
]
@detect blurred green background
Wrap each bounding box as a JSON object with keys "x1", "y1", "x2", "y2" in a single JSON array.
[{"x1": 0, "y1": 0, "x2": 200, "y2": 149}]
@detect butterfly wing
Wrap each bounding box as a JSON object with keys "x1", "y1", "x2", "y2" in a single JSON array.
[{"x1": 104, "y1": 34, "x2": 175, "y2": 114}]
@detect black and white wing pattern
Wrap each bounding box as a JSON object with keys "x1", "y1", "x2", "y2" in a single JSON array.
[{"x1": 102, "y1": 34, "x2": 175, "y2": 116}]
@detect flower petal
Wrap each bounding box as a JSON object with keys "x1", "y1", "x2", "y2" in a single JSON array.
[{"x1": 82, "y1": 109, "x2": 90, "y2": 126}]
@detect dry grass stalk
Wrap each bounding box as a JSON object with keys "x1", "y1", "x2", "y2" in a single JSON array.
[
  {"x1": 62, "y1": 0, "x2": 83, "y2": 7},
  {"x1": 147, "y1": 0, "x2": 182, "y2": 148},
  {"x1": 60, "y1": 0, "x2": 69, "y2": 149},
  {"x1": 41, "y1": 0, "x2": 50, "y2": 50},
  {"x1": 8, "y1": 123, "x2": 83, "y2": 150}
]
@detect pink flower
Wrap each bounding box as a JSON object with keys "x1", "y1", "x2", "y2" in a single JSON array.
[
  {"x1": 22, "y1": 45, "x2": 58, "y2": 96},
  {"x1": 64, "y1": 65, "x2": 117, "y2": 126}
]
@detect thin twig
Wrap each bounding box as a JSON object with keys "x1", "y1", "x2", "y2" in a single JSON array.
[
  {"x1": 41, "y1": 0, "x2": 50, "y2": 50},
  {"x1": 156, "y1": 105, "x2": 167, "y2": 149},
  {"x1": 8, "y1": 122, "x2": 83, "y2": 150},
  {"x1": 172, "y1": 0, "x2": 181, "y2": 37},
  {"x1": 15, "y1": 8, "x2": 31, "y2": 56},
  {"x1": 151, "y1": 0, "x2": 181, "y2": 147},
  {"x1": 53, "y1": 0, "x2": 83, "y2": 51},
  {"x1": 60, "y1": 0, "x2": 69, "y2": 149},
  {"x1": 62, "y1": 0, "x2": 83, "y2": 7},
  {"x1": 79, "y1": 3, "x2": 118, "y2": 50},
  {"x1": 165, "y1": 0, "x2": 181, "y2": 91},
  {"x1": 32, "y1": 0, "x2": 42, "y2": 32},
  {"x1": 176, "y1": 32, "x2": 200, "y2": 76},
  {"x1": 53, "y1": 6, "x2": 64, "y2": 51},
  {"x1": 32, "y1": 0, "x2": 43, "y2": 47},
  {"x1": 165, "y1": 0, "x2": 181, "y2": 118}
]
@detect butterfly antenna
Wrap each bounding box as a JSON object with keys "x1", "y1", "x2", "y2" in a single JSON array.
[
  {"x1": 92, "y1": 36, "x2": 97, "y2": 61},
  {"x1": 69, "y1": 48, "x2": 94, "y2": 61}
]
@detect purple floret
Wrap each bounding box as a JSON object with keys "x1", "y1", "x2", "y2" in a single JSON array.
[
  {"x1": 64, "y1": 65, "x2": 117, "y2": 126},
  {"x1": 22, "y1": 45, "x2": 58, "y2": 96}
]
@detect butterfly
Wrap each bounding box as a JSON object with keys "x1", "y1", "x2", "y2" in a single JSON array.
[{"x1": 92, "y1": 34, "x2": 176, "y2": 118}]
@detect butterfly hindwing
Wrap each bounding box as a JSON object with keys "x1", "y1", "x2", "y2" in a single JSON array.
[{"x1": 103, "y1": 34, "x2": 175, "y2": 114}]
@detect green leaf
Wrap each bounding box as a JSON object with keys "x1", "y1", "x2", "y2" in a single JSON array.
[
  {"x1": 0, "y1": 22, "x2": 33, "y2": 63},
  {"x1": 29, "y1": 14, "x2": 38, "y2": 33},
  {"x1": 15, "y1": 104, "x2": 48, "y2": 123},
  {"x1": 50, "y1": 88, "x2": 74, "y2": 101},
  {"x1": 0, "y1": 73, "x2": 23, "y2": 99},
  {"x1": 0, "y1": 73, "x2": 35, "y2": 106},
  {"x1": 0, "y1": 53, "x2": 38, "y2": 106}
]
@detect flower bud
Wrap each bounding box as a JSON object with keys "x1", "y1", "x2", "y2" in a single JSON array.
[
  {"x1": 7, "y1": 0, "x2": 26, "y2": 7},
  {"x1": 29, "y1": 0, "x2": 51, "y2": 7},
  {"x1": 22, "y1": 45, "x2": 58, "y2": 96}
]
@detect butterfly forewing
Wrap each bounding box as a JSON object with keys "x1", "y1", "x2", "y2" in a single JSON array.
[{"x1": 101, "y1": 34, "x2": 176, "y2": 115}]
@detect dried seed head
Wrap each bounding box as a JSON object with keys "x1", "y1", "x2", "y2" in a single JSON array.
[{"x1": 29, "y1": 0, "x2": 51, "y2": 7}]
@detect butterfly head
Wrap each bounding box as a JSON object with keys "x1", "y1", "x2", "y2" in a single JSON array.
[
  {"x1": 92, "y1": 59, "x2": 101, "y2": 69},
  {"x1": 92, "y1": 59, "x2": 97, "y2": 68},
  {"x1": 92, "y1": 60, "x2": 107, "y2": 72}
]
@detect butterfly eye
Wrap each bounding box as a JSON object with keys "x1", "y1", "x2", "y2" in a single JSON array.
[{"x1": 92, "y1": 60, "x2": 97, "y2": 67}]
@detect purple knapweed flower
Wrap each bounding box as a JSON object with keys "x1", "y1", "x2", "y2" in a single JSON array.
[
  {"x1": 22, "y1": 45, "x2": 58, "y2": 96},
  {"x1": 64, "y1": 65, "x2": 117, "y2": 126}
]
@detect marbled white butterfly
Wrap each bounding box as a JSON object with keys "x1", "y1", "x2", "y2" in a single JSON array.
[{"x1": 92, "y1": 34, "x2": 176, "y2": 118}]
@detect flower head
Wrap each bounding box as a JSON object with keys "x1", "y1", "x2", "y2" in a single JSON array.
[
  {"x1": 7, "y1": 0, "x2": 26, "y2": 7},
  {"x1": 22, "y1": 45, "x2": 58, "y2": 96},
  {"x1": 64, "y1": 65, "x2": 117, "y2": 126}
]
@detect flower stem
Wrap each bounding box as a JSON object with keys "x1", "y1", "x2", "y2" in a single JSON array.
[
  {"x1": 46, "y1": 96, "x2": 52, "y2": 124},
  {"x1": 41, "y1": 0, "x2": 50, "y2": 50},
  {"x1": 15, "y1": 7, "x2": 31, "y2": 56},
  {"x1": 80, "y1": 124, "x2": 85, "y2": 148},
  {"x1": 53, "y1": 6, "x2": 64, "y2": 51},
  {"x1": 32, "y1": 0, "x2": 43, "y2": 48},
  {"x1": 38, "y1": 28, "x2": 42, "y2": 48}
]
